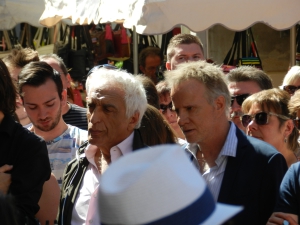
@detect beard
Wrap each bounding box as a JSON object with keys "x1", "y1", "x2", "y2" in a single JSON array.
[{"x1": 34, "y1": 106, "x2": 62, "y2": 132}]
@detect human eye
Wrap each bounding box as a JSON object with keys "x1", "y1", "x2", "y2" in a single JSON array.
[
  {"x1": 46, "y1": 102, "x2": 54, "y2": 107},
  {"x1": 28, "y1": 105, "x2": 37, "y2": 110}
]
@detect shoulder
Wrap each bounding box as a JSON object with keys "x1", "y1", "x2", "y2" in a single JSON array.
[{"x1": 69, "y1": 104, "x2": 87, "y2": 113}]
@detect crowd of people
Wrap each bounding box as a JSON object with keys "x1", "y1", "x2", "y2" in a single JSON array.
[{"x1": 1, "y1": 32, "x2": 300, "y2": 225}]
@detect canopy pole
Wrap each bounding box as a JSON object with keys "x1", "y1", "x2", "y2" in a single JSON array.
[
  {"x1": 133, "y1": 26, "x2": 138, "y2": 74},
  {"x1": 290, "y1": 26, "x2": 296, "y2": 67}
]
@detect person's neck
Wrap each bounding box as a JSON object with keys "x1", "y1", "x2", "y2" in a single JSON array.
[
  {"x1": 62, "y1": 102, "x2": 70, "y2": 115},
  {"x1": 32, "y1": 119, "x2": 68, "y2": 142},
  {"x1": 19, "y1": 116, "x2": 31, "y2": 127},
  {"x1": 0, "y1": 111, "x2": 4, "y2": 124},
  {"x1": 198, "y1": 121, "x2": 230, "y2": 167},
  {"x1": 280, "y1": 148, "x2": 298, "y2": 168}
]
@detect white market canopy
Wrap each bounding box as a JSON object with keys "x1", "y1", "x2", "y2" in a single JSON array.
[
  {"x1": 39, "y1": 0, "x2": 300, "y2": 34},
  {"x1": 0, "y1": 0, "x2": 45, "y2": 30}
]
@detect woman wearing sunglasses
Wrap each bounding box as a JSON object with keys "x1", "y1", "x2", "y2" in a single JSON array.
[
  {"x1": 280, "y1": 66, "x2": 300, "y2": 96},
  {"x1": 241, "y1": 88, "x2": 299, "y2": 167},
  {"x1": 156, "y1": 81, "x2": 185, "y2": 142}
]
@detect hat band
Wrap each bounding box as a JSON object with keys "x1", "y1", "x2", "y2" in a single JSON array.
[
  {"x1": 146, "y1": 187, "x2": 215, "y2": 225},
  {"x1": 102, "y1": 187, "x2": 215, "y2": 225}
]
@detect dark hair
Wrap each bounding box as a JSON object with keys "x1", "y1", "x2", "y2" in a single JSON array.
[
  {"x1": 18, "y1": 61, "x2": 63, "y2": 99},
  {"x1": 135, "y1": 75, "x2": 160, "y2": 109},
  {"x1": 138, "y1": 47, "x2": 162, "y2": 67},
  {"x1": 226, "y1": 66, "x2": 273, "y2": 90},
  {"x1": 0, "y1": 59, "x2": 17, "y2": 115},
  {"x1": 139, "y1": 104, "x2": 177, "y2": 146}
]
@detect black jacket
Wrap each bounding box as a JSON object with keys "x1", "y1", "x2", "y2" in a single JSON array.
[
  {"x1": 57, "y1": 129, "x2": 147, "y2": 225},
  {"x1": 0, "y1": 114, "x2": 51, "y2": 225}
]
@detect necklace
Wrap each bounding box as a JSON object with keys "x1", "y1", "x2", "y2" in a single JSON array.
[{"x1": 196, "y1": 145, "x2": 207, "y2": 173}]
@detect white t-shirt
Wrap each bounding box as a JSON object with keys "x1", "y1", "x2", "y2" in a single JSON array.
[{"x1": 46, "y1": 125, "x2": 88, "y2": 186}]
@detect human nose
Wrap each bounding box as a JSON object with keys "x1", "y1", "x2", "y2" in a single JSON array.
[
  {"x1": 177, "y1": 110, "x2": 187, "y2": 127},
  {"x1": 38, "y1": 107, "x2": 48, "y2": 119},
  {"x1": 231, "y1": 98, "x2": 241, "y2": 112},
  {"x1": 246, "y1": 119, "x2": 257, "y2": 135},
  {"x1": 89, "y1": 107, "x2": 102, "y2": 125}
]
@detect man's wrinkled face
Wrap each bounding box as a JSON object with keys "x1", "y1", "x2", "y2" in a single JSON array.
[
  {"x1": 228, "y1": 81, "x2": 262, "y2": 132},
  {"x1": 86, "y1": 82, "x2": 137, "y2": 150},
  {"x1": 166, "y1": 43, "x2": 204, "y2": 70},
  {"x1": 22, "y1": 79, "x2": 64, "y2": 132}
]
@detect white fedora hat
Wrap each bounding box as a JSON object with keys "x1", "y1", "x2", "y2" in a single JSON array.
[{"x1": 98, "y1": 144, "x2": 242, "y2": 225}]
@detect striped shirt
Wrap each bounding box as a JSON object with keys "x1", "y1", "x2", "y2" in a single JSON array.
[
  {"x1": 63, "y1": 103, "x2": 88, "y2": 130},
  {"x1": 185, "y1": 122, "x2": 238, "y2": 201}
]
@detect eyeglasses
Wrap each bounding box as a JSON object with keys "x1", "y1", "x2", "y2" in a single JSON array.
[
  {"x1": 241, "y1": 111, "x2": 290, "y2": 128},
  {"x1": 293, "y1": 118, "x2": 300, "y2": 130},
  {"x1": 282, "y1": 85, "x2": 300, "y2": 95},
  {"x1": 230, "y1": 94, "x2": 250, "y2": 106},
  {"x1": 87, "y1": 64, "x2": 118, "y2": 77},
  {"x1": 160, "y1": 102, "x2": 174, "y2": 114}
]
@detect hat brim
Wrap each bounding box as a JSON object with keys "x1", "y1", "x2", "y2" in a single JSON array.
[{"x1": 201, "y1": 203, "x2": 243, "y2": 225}]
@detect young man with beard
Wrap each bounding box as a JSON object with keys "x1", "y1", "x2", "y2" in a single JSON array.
[{"x1": 18, "y1": 61, "x2": 87, "y2": 186}]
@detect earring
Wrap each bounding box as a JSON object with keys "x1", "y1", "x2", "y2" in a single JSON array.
[{"x1": 284, "y1": 138, "x2": 287, "y2": 143}]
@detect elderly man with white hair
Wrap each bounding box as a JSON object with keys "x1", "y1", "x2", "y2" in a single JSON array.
[{"x1": 57, "y1": 66, "x2": 148, "y2": 225}]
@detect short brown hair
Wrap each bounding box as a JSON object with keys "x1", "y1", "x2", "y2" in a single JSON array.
[
  {"x1": 135, "y1": 75, "x2": 160, "y2": 109},
  {"x1": 226, "y1": 66, "x2": 273, "y2": 90},
  {"x1": 2, "y1": 47, "x2": 39, "y2": 71},
  {"x1": 167, "y1": 34, "x2": 203, "y2": 62},
  {"x1": 138, "y1": 47, "x2": 162, "y2": 67},
  {"x1": 0, "y1": 59, "x2": 17, "y2": 115},
  {"x1": 242, "y1": 88, "x2": 298, "y2": 152}
]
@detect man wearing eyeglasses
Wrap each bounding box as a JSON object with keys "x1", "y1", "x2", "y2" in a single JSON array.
[
  {"x1": 226, "y1": 66, "x2": 273, "y2": 132},
  {"x1": 139, "y1": 47, "x2": 163, "y2": 84},
  {"x1": 165, "y1": 61, "x2": 287, "y2": 225}
]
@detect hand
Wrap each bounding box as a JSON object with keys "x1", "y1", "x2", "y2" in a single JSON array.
[
  {"x1": 267, "y1": 212, "x2": 298, "y2": 225},
  {"x1": 0, "y1": 165, "x2": 13, "y2": 195}
]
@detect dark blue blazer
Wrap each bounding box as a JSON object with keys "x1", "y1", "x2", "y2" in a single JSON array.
[{"x1": 218, "y1": 127, "x2": 288, "y2": 225}]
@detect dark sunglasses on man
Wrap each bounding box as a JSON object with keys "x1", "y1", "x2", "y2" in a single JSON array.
[
  {"x1": 240, "y1": 111, "x2": 290, "y2": 128},
  {"x1": 160, "y1": 102, "x2": 174, "y2": 114},
  {"x1": 282, "y1": 85, "x2": 300, "y2": 95},
  {"x1": 230, "y1": 94, "x2": 250, "y2": 106},
  {"x1": 87, "y1": 64, "x2": 118, "y2": 77}
]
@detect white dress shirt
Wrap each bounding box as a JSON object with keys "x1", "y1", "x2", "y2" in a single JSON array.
[{"x1": 71, "y1": 132, "x2": 134, "y2": 225}]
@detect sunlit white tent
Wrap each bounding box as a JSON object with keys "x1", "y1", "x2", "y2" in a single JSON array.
[
  {"x1": 0, "y1": 0, "x2": 45, "y2": 30},
  {"x1": 39, "y1": 0, "x2": 300, "y2": 72},
  {"x1": 40, "y1": 0, "x2": 300, "y2": 33}
]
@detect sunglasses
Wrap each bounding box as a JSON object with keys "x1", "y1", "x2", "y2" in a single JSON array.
[
  {"x1": 283, "y1": 85, "x2": 300, "y2": 95},
  {"x1": 241, "y1": 111, "x2": 290, "y2": 128},
  {"x1": 231, "y1": 94, "x2": 250, "y2": 106},
  {"x1": 160, "y1": 102, "x2": 174, "y2": 114},
  {"x1": 293, "y1": 118, "x2": 300, "y2": 130},
  {"x1": 87, "y1": 64, "x2": 118, "y2": 77}
]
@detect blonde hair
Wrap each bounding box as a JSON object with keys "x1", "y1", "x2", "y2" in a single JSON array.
[{"x1": 282, "y1": 66, "x2": 300, "y2": 86}]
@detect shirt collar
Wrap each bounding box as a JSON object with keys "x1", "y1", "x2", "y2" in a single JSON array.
[
  {"x1": 113, "y1": 131, "x2": 134, "y2": 156},
  {"x1": 84, "y1": 131, "x2": 135, "y2": 166}
]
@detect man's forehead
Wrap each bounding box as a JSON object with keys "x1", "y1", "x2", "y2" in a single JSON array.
[
  {"x1": 228, "y1": 81, "x2": 262, "y2": 95},
  {"x1": 174, "y1": 44, "x2": 202, "y2": 54},
  {"x1": 88, "y1": 84, "x2": 125, "y2": 100}
]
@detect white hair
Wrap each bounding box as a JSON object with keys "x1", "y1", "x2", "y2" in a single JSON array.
[
  {"x1": 86, "y1": 68, "x2": 147, "y2": 128},
  {"x1": 282, "y1": 66, "x2": 300, "y2": 85}
]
